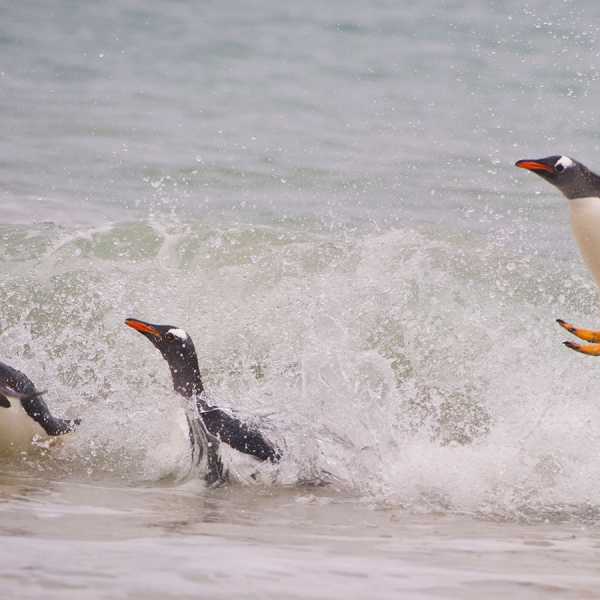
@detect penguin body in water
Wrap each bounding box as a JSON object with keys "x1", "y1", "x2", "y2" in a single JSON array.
[
  {"x1": 125, "y1": 318, "x2": 281, "y2": 483},
  {"x1": 0, "y1": 361, "x2": 79, "y2": 455}
]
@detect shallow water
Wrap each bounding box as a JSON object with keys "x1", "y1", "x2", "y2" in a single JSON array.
[
  {"x1": 2, "y1": 472, "x2": 600, "y2": 600},
  {"x1": 3, "y1": 0, "x2": 600, "y2": 597}
]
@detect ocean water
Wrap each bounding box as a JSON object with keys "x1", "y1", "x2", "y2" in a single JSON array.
[{"x1": 3, "y1": 0, "x2": 600, "y2": 597}]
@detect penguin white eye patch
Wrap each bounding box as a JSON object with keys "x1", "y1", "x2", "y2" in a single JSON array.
[
  {"x1": 167, "y1": 328, "x2": 188, "y2": 340},
  {"x1": 555, "y1": 156, "x2": 574, "y2": 170}
]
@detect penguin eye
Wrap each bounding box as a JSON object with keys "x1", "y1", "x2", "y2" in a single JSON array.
[
  {"x1": 555, "y1": 163, "x2": 564, "y2": 173},
  {"x1": 164, "y1": 332, "x2": 175, "y2": 342}
]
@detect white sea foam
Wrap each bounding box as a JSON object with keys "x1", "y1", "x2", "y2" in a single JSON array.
[{"x1": 1, "y1": 217, "x2": 599, "y2": 518}]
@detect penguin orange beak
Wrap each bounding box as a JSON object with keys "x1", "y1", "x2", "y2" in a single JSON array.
[
  {"x1": 515, "y1": 159, "x2": 555, "y2": 174},
  {"x1": 125, "y1": 318, "x2": 161, "y2": 338}
]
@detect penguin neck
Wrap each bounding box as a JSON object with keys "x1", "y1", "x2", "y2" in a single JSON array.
[
  {"x1": 166, "y1": 351, "x2": 205, "y2": 399},
  {"x1": 569, "y1": 196, "x2": 600, "y2": 287},
  {"x1": 581, "y1": 169, "x2": 600, "y2": 195}
]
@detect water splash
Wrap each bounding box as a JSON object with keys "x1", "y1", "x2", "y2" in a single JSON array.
[{"x1": 2, "y1": 216, "x2": 600, "y2": 519}]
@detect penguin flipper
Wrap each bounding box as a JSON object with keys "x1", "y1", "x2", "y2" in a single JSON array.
[
  {"x1": 21, "y1": 392, "x2": 81, "y2": 436},
  {"x1": 0, "y1": 361, "x2": 37, "y2": 395},
  {"x1": 201, "y1": 408, "x2": 282, "y2": 463},
  {"x1": 0, "y1": 383, "x2": 80, "y2": 437},
  {"x1": 47, "y1": 416, "x2": 81, "y2": 436},
  {"x1": 6, "y1": 386, "x2": 81, "y2": 436}
]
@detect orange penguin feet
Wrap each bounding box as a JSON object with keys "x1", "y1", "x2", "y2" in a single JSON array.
[{"x1": 557, "y1": 319, "x2": 600, "y2": 355}]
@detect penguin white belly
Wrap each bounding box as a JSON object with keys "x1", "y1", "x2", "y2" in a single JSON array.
[
  {"x1": 569, "y1": 197, "x2": 600, "y2": 288},
  {"x1": 0, "y1": 399, "x2": 49, "y2": 455}
]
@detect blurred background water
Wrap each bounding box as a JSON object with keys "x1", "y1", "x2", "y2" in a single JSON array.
[{"x1": 2, "y1": 1, "x2": 600, "y2": 597}]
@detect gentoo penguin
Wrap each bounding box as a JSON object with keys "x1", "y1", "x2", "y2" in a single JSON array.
[
  {"x1": 125, "y1": 318, "x2": 281, "y2": 475},
  {"x1": 516, "y1": 155, "x2": 600, "y2": 354},
  {"x1": 0, "y1": 360, "x2": 79, "y2": 454}
]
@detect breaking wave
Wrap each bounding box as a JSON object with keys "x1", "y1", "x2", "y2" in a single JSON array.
[{"x1": 2, "y1": 214, "x2": 600, "y2": 520}]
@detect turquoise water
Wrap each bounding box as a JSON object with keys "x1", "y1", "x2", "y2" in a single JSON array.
[{"x1": 3, "y1": 1, "x2": 600, "y2": 597}]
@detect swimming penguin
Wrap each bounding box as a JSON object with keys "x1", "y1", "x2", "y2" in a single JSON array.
[
  {"x1": 125, "y1": 318, "x2": 281, "y2": 479},
  {"x1": 0, "y1": 360, "x2": 80, "y2": 455},
  {"x1": 516, "y1": 155, "x2": 600, "y2": 355}
]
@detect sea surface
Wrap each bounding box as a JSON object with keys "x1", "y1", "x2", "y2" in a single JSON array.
[{"x1": 2, "y1": 0, "x2": 600, "y2": 598}]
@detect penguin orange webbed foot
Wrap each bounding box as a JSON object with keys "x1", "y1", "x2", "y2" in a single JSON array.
[
  {"x1": 562, "y1": 340, "x2": 600, "y2": 356},
  {"x1": 557, "y1": 319, "x2": 600, "y2": 355},
  {"x1": 557, "y1": 319, "x2": 600, "y2": 343}
]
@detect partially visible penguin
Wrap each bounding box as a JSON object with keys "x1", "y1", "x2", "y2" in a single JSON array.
[
  {"x1": 0, "y1": 360, "x2": 80, "y2": 455},
  {"x1": 516, "y1": 155, "x2": 600, "y2": 354}
]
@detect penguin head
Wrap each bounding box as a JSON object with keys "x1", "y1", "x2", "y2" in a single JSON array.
[
  {"x1": 125, "y1": 318, "x2": 203, "y2": 397},
  {"x1": 515, "y1": 155, "x2": 599, "y2": 199}
]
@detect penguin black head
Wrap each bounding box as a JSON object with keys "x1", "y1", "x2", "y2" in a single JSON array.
[
  {"x1": 125, "y1": 318, "x2": 204, "y2": 397},
  {"x1": 515, "y1": 155, "x2": 600, "y2": 200}
]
